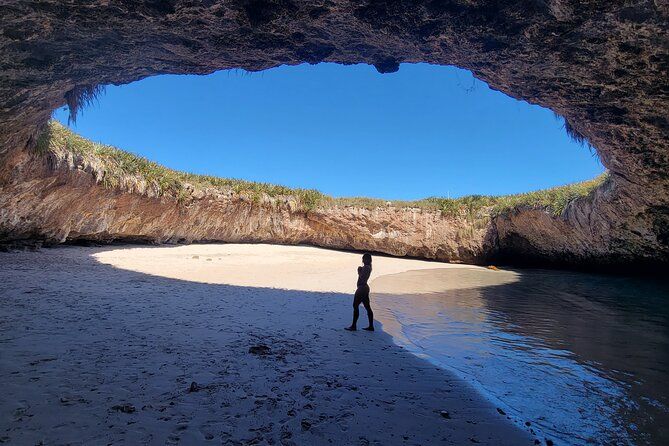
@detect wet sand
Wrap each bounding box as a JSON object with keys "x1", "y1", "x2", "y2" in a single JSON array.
[
  {"x1": 0, "y1": 244, "x2": 534, "y2": 445},
  {"x1": 373, "y1": 268, "x2": 669, "y2": 445}
]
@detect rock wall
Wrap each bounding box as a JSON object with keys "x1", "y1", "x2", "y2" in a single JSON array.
[
  {"x1": 0, "y1": 146, "x2": 493, "y2": 264},
  {"x1": 494, "y1": 179, "x2": 669, "y2": 269},
  {"x1": 1, "y1": 1, "x2": 667, "y2": 269},
  {"x1": 2, "y1": 143, "x2": 666, "y2": 271}
]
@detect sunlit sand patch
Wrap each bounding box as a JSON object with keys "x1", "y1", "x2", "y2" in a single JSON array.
[
  {"x1": 372, "y1": 267, "x2": 520, "y2": 295},
  {"x1": 92, "y1": 243, "x2": 479, "y2": 293}
]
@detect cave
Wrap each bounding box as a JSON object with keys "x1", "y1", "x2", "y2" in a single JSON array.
[{"x1": 1, "y1": 0, "x2": 668, "y2": 270}]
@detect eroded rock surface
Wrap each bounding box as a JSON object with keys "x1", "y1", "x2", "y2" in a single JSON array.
[
  {"x1": 0, "y1": 147, "x2": 493, "y2": 263},
  {"x1": 1, "y1": 144, "x2": 666, "y2": 270},
  {"x1": 0, "y1": 1, "x2": 667, "y2": 269}
]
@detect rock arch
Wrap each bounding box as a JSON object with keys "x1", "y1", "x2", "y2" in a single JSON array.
[{"x1": 1, "y1": 0, "x2": 667, "y2": 268}]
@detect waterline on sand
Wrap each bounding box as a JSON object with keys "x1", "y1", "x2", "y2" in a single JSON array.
[
  {"x1": 1, "y1": 245, "x2": 534, "y2": 445},
  {"x1": 373, "y1": 268, "x2": 669, "y2": 445}
]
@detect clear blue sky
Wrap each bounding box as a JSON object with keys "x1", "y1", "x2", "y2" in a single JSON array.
[{"x1": 54, "y1": 63, "x2": 603, "y2": 200}]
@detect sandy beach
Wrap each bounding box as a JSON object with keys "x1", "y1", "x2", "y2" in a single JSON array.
[{"x1": 0, "y1": 244, "x2": 534, "y2": 445}]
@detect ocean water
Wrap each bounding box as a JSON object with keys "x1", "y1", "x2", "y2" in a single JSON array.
[{"x1": 373, "y1": 268, "x2": 669, "y2": 445}]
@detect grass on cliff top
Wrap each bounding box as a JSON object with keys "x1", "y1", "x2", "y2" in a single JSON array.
[
  {"x1": 36, "y1": 120, "x2": 607, "y2": 215},
  {"x1": 329, "y1": 174, "x2": 605, "y2": 217},
  {"x1": 36, "y1": 121, "x2": 326, "y2": 209}
]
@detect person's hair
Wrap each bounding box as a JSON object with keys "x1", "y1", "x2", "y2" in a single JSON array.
[{"x1": 362, "y1": 253, "x2": 372, "y2": 265}]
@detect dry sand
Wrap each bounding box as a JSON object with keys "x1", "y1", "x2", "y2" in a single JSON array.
[{"x1": 0, "y1": 244, "x2": 534, "y2": 445}]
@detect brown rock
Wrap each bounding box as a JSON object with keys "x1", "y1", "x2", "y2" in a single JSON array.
[{"x1": 0, "y1": 1, "x2": 667, "y2": 270}]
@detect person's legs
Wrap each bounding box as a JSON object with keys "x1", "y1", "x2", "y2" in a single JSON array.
[
  {"x1": 352, "y1": 301, "x2": 360, "y2": 328},
  {"x1": 346, "y1": 292, "x2": 363, "y2": 331},
  {"x1": 362, "y1": 295, "x2": 374, "y2": 331}
]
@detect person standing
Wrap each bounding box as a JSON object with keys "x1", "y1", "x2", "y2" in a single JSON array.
[{"x1": 345, "y1": 253, "x2": 374, "y2": 331}]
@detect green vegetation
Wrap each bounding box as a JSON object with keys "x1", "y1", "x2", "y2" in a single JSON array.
[
  {"x1": 488, "y1": 176, "x2": 606, "y2": 215},
  {"x1": 36, "y1": 120, "x2": 607, "y2": 216},
  {"x1": 37, "y1": 121, "x2": 328, "y2": 210},
  {"x1": 328, "y1": 173, "x2": 606, "y2": 218},
  {"x1": 64, "y1": 85, "x2": 106, "y2": 124}
]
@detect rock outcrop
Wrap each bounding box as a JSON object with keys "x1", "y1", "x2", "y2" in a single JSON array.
[
  {"x1": 0, "y1": 145, "x2": 493, "y2": 263},
  {"x1": 1, "y1": 133, "x2": 666, "y2": 271},
  {"x1": 0, "y1": 1, "x2": 667, "y2": 269}
]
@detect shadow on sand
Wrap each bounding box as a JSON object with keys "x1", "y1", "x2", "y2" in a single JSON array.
[{"x1": 0, "y1": 246, "x2": 535, "y2": 445}]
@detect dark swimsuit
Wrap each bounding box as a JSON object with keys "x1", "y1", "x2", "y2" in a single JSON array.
[
  {"x1": 354, "y1": 265, "x2": 372, "y2": 305},
  {"x1": 350, "y1": 264, "x2": 374, "y2": 329}
]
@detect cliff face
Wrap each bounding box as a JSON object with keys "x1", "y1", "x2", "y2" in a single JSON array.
[
  {"x1": 0, "y1": 147, "x2": 493, "y2": 264},
  {"x1": 0, "y1": 1, "x2": 667, "y2": 269},
  {"x1": 2, "y1": 140, "x2": 666, "y2": 270},
  {"x1": 494, "y1": 179, "x2": 669, "y2": 269}
]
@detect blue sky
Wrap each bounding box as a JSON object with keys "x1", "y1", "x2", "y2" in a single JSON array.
[{"x1": 54, "y1": 63, "x2": 603, "y2": 200}]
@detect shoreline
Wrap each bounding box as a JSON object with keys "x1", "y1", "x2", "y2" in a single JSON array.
[
  {"x1": 0, "y1": 244, "x2": 535, "y2": 445},
  {"x1": 370, "y1": 269, "x2": 547, "y2": 443},
  {"x1": 371, "y1": 268, "x2": 669, "y2": 445}
]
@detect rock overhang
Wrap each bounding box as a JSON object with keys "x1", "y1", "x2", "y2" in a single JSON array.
[{"x1": 0, "y1": 0, "x2": 667, "y2": 268}]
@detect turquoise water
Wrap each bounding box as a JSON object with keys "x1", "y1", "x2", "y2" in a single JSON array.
[{"x1": 374, "y1": 268, "x2": 669, "y2": 445}]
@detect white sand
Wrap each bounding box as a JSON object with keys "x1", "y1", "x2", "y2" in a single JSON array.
[
  {"x1": 0, "y1": 244, "x2": 534, "y2": 445},
  {"x1": 92, "y1": 244, "x2": 473, "y2": 293}
]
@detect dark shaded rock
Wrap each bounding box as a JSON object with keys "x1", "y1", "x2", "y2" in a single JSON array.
[
  {"x1": 188, "y1": 381, "x2": 200, "y2": 393},
  {"x1": 373, "y1": 58, "x2": 400, "y2": 74},
  {"x1": 0, "y1": 0, "x2": 667, "y2": 270},
  {"x1": 112, "y1": 404, "x2": 136, "y2": 414},
  {"x1": 440, "y1": 410, "x2": 451, "y2": 419},
  {"x1": 249, "y1": 345, "x2": 271, "y2": 355}
]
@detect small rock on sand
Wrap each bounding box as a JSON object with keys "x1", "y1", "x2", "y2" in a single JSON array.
[
  {"x1": 440, "y1": 411, "x2": 451, "y2": 419},
  {"x1": 112, "y1": 404, "x2": 136, "y2": 414},
  {"x1": 249, "y1": 345, "x2": 271, "y2": 355}
]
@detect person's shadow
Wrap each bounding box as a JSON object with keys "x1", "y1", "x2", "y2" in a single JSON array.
[{"x1": 0, "y1": 245, "x2": 535, "y2": 445}]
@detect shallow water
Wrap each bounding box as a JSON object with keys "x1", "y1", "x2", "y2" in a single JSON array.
[{"x1": 373, "y1": 268, "x2": 669, "y2": 445}]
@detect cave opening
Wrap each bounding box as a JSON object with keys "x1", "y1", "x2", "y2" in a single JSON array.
[
  {"x1": 2, "y1": 0, "x2": 666, "y2": 268},
  {"x1": 51, "y1": 62, "x2": 604, "y2": 202},
  {"x1": 2, "y1": 2, "x2": 668, "y2": 443}
]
